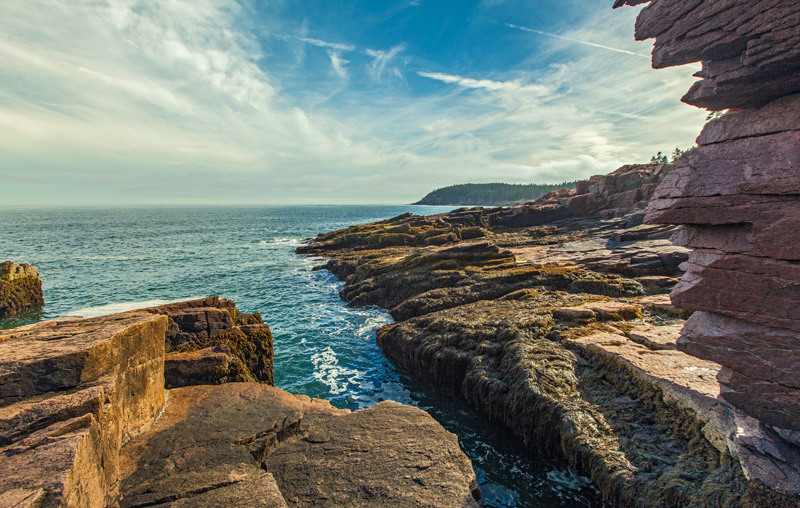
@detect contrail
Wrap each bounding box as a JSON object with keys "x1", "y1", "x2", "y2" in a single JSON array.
[{"x1": 506, "y1": 23, "x2": 650, "y2": 59}]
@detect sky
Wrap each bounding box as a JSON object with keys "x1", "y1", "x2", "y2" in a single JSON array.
[{"x1": 0, "y1": 0, "x2": 708, "y2": 206}]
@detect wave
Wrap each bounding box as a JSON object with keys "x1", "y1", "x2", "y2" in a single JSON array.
[
  {"x1": 68, "y1": 297, "x2": 200, "y2": 318},
  {"x1": 257, "y1": 237, "x2": 303, "y2": 247},
  {"x1": 545, "y1": 468, "x2": 596, "y2": 495}
]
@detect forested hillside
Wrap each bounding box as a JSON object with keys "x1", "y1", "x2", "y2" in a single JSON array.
[{"x1": 413, "y1": 182, "x2": 576, "y2": 206}]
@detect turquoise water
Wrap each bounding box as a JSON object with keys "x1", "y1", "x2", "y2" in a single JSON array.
[{"x1": 0, "y1": 206, "x2": 606, "y2": 508}]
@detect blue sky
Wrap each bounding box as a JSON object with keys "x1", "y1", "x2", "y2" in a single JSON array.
[{"x1": 0, "y1": 0, "x2": 706, "y2": 205}]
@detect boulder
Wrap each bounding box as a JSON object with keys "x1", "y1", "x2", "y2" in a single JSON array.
[
  {"x1": 118, "y1": 384, "x2": 481, "y2": 508},
  {"x1": 141, "y1": 297, "x2": 274, "y2": 385},
  {"x1": 266, "y1": 400, "x2": 481, "y2": 508},
  {"x1": 0, "y1": 262, "x2": 44, "y2": 318}
]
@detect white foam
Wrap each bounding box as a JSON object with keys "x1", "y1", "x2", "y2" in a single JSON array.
[
  {"x1": 545, "y1": 468, "x2": 594, "y2": 492},
  {"x1": 310, "y1": 346, "x2": 361, "y2": 394},
  {"x1": 68, "y1": 297, "x2": 200, "y2": 318},
  {"x1": 356, "y1": 313, "x2": 393, "y2": 337},
  {"x1": 258, "y1": 237, "x2": 302, "y2": 247}
]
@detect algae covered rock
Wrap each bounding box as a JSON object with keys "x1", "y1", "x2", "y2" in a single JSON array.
[{"x1": 0, "y1": 261, "x2": 44, "y2": 319}]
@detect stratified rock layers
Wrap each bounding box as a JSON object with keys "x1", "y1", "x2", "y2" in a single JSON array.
[
  {"x1": 0, "y1": 313, "x2": 168, "y2": 508},
  {"x1": 0, "y1": 262, "x2": 44, "y2": 318},
  {"x1": 613, "y1": 0, "x2": 800, "y2": 496}
]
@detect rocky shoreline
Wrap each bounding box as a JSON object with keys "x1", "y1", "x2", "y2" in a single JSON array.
[
  {"x1": 297, "y1": 162, "x2": 800, "y2": 507},
  {"x1": 0, "y1": 298, "x2": 481, "y2": 508}
]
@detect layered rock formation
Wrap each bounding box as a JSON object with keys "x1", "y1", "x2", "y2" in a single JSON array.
[
  {"x1": 0, "y1": 313, "x2": 168, "y2": 508},
  {"x1": 0, "y1": 303, "x2": 481, "y2": 508},
  {"x1": 0, "y1": 261, "x2": 44, "y2": 318},
  {"x1": 613, "y1": 0, "x2": 800, "y2": 496}
]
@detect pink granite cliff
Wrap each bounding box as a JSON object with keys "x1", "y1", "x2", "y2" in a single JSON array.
[{"x1": 616, "y1": 0, "x2": 800, "y2": 496}]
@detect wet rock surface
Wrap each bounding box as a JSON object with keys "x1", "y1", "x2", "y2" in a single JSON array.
[
  {"x1": 0, "y1": 261, "x2": 44, "y2": 319},
  {"x1": 298, "y1": 160, "x2": 799, "y2": 506}
]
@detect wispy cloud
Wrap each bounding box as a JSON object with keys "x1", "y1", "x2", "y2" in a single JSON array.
[
  {"x1": 366, "y1": 44, "x2": 407, "y2": 81},
  {"x1": 0, "y1": 1, "x2": 707, "y2": 205},
  {"x1": 328, "y1": 50, "x2": 349, "y2": 78},
  {"x1": 298, "y1": 36, "x2": 355, "y2": 52},
  {"x1": 506, "y1": 22, "x2": 651, "y2": 59},
  {"x1": 418, "y1": 71, "x2": 550, "y2": 96}
]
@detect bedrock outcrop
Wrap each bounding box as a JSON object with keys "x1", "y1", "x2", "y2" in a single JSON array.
[
  {"x1": 0, "y1": 261, "x2": 44, "y2": 319},
  {"x1": 613, "y1": 0, "x2": 800, "y2": 494},
  {"x1": 119, "y1": 384, "x2": 480, "y2": 508},
  {"x1": 0, "y1": 302, "x2": 481, "y2": 508},
  {"x1": 298, "y1": 161, "x2": 799, "y2": 506},
  {"x1": 141, "y1": 296, "x2": 274, "y2": 387},
  {"x1": 0, "y1": 312, "x2": 168, "y2": 508}
]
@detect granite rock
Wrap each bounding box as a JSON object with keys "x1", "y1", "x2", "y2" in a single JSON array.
[
  {"x1": 617, "y1": 0, "x2": 800, "y2": 486},
  {"x1": 0, "y1": 313, "x2": 168, "y2": 508},
  {"x1": 119, "y1": 384, "x2": 480, "y2": 508},
  {"x1": 266, "y1": 400, "x2": 481, "y2": 508},
  {"x1": 141, "y1": 297, "x2": 275, "y2": 385}
]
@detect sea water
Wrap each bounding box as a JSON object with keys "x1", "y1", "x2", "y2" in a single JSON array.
[{"x1": 0, "y1": 206, "x2": 607, "y2": 508}]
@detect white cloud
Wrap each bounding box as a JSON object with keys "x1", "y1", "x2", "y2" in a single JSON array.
[
  {"x1": 298, "y1": 36, "x2": 355, "y2": 52},
  {"x1": 0, "y1": 0, "x2": 419, "y2": 204},
  {"x1": 327, "y1": 50, "x2": 349, "y2": 79},
  {"x1": 0, "y1": 1, "x2": 709, "y2": 205},
  {"x1": 366, "y1": 44, "x2": 407, "y2": 81},
  {"x1": 418, "y1": 71, "x2": 551, "y2": 97}
]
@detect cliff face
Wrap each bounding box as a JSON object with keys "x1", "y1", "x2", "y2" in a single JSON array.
[
  {"x1": 0, "y1": 261, "x2": 44, "y2": 318},
  {"x1": 0, "y1": 313, "x2": 168, "y2": 508},
  {"x1": 614, "y1": 0, "x2": 800, "y2": 495}
]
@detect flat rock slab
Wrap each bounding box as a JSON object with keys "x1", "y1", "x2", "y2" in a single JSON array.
[
  {"x1": 626, "y1": 323, "x2": 683, "y2": 350},
  {"x1": 266, "y1": 400, "x2": 481, "y2": 508},
  {"x1": 553, "y1": 301, "x2": 642, "y2": 322},
  {"x1": 0, "y1": 313, "x2": 166, "y2": 404},
  {"x1": 118, "y1": 384, "x2": 479, "y2": 508},
  {"x1": 118, "y1": 383, "x2": 340, "y2": 508},
  {"x1": 634, "y1": 294, "x2": 693, "y2": 319}
]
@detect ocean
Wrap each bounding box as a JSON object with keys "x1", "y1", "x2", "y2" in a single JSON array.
[{"x1": 0, "y1": 205, "x2": 606, "y2": 508}]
